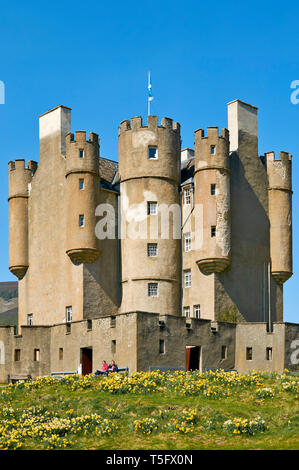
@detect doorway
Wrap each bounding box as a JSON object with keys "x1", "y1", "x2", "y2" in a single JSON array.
[
  {"x1": 186, "y1": 346, "x2": 201, "y2": 372},
  {"x1": 81, "y1": 347, "x2": 93, "y2": 375}
]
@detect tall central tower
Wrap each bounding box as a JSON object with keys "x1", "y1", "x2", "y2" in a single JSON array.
[{"x1": 118, "y1": 116, "x2": 181, "y2": 315}]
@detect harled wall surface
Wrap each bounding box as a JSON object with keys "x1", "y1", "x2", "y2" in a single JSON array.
[
  {"x1": 15, "y1": 106, "x2": 118, "y2": 329},
  {"x1": 1, "y1": 316, "x2": 299, "y2": 383},
  {"x1": 214, "y1": 100, "x2": 282, "y2": 322}
]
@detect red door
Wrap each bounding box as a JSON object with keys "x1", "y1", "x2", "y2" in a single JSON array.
[
  {"x1": 186, "y1": 346, "x2": 200, "y2": 371},
  {"x1": 186, "y1": 347, "x2": 191, "y2": 371},
  {"x1": 81, "y1": 348, "x2": 92, "y2": 375}
]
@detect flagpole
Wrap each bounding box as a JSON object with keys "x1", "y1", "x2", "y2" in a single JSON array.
[{"x1": 148, "y1": 71, "x2": 151, "y2": 116}]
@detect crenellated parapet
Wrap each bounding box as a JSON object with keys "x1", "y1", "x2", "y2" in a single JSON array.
[
  {"x1": 8, "y1": 159, "x2": 38, "y2": 280},
  {"x1": 194, "y1": 127, "x2": 231, "y2": 275},
  {"x1": 65, "y1": 131, "x2": 99, "y2": 177},
  {"x1": 8, "y1": 159, "x2": 38, "y2": 199},
  {"x1": 266, "y1": 151, "x2": 292, "y2": 192},
  {"x1": 266, "y1": 151, "x2": 293, "y2": 284},
  {"x1": 118, "y1": 116, "x2": 181, "y2": 184},
  {"x1": 194, "y1": 127, "x2": 230, "y2": 173},
  {"x1": 118, "y1": 115, "x2": 180, "y2": 134}
]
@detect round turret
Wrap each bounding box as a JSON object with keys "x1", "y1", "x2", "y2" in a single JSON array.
[
  {"x1": 194, "y1": 127, "x2": 231, "y2": 275},
  {"x1": 65, "y1": 131, "x2": 101, "y2": 264},
  {"x1": 266, "y1": 151, "x2": 293, "y2": 284},
  {"x1": 119, "y1": 115, "x2": 181, "y2": 315},
  {"x1": 8, "y1": 159, "x2": 37, "y2": 279}
]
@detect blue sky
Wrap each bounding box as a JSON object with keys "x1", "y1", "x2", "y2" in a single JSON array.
[{"x1": 0, "y1": 0, "x2": 298, "y2": 322}]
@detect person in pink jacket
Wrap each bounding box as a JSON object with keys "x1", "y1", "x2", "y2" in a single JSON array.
[{"x1": 95, "y1": 360, "x2": 108, "y2": 376}]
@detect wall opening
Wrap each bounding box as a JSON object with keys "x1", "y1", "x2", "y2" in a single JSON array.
[
  {"x1": 159, "y1": 339, "x2": 165, "y2": 354},
  {"x1": 266, "y1": 347, "x2": 273, "y2": 361},
  {"x1": 186, "y1": 346, "x2": 201, "y2": 372},
  {"x1": 59, "y1": 348, "x2": 63, "y2": 361},
  {"x1": 81, "y1": 347, "x2": 92, "y2": 375},
  {"x1": 14, "y1": 349, "x2": 21, "y2": 362},
  {"x1": 34, "y1": 349, "x2": 40, "y2": 361},
  {"x1": 221, "y1": 345, "x2": 227, "y2": 359},
  {"x1": 246, "y1": 347, "x2": 253, "y2": 361}
]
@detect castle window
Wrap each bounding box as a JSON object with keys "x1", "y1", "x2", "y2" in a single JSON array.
[
  {"x1": 211, "y1": 184, "x2": 216, "y2": 195},
  {"x1": 147, "y1": 202, "x2": 157, "y2": 215},
  {"x1": 14, "y1": 349, "x2": 21, "y2": 362},
  {"x1": 210, "y1": 145, "x2": 216, "y2": 155},
  {"x1": 147, "y1": 243, "x2": 157, "y2": 257},
  {"x1": 246, "y1": 347, "x2": 253, "y2": 361},
  {"x1": 148, "y1": 283, "x2": 158, "y2": 297},
  {"x1": 27, "y1": 314, "x2": 33, "y2": 326},
  {"x1": 211, "y1": 226, "x2": 216, "y2": 238},
  {"x1": 221, "y1": 345, "x2": 227, "y2": 359},
  {"x1": 184, "y1": 233, "x2": 191, "y2": 252},
  {"x1": 148, "y1": 146, "x2": 158, "y2": 159},
  {"x1": 66, "y1": 306, "x2": 72, "y2": 323},
  {"x1": 111, "y1": 340, "x2": 116, "y2": 354},
  {"x1": 159, "y1": 339, "x2": 165, "y2": 354},
  {"x1": 184, "y1": 269, "x2": 191, "y2": 288},
  {"x1": 79, "y1": 149, "x2": 84, "y2": 158},
  {"x1": 193, "y1": 305, "x2": 200, "y2": 319},
  {"x1": 183, "y1": 306, "x2": 190, "y2": 318},
  {"x1": 34, "y1": 349, "x2": 40, "y2": 361},
  {"x1": 59, "y1": 348, "x2": 63, "y2": 360},
  {"x1": 87, "y1": 319, "x2": 92, "y2": 331},
  {"x1": 79, "y1": 179, "x2": 84, "y2": 190},
  {"x1": 184, "y1": 188, "x2": 191, "y2": 205},
  {"x1": 110, "y1": 315, "x2": 116, "y2": 328},
  {"x1": 79, "y1": 215, "x2": 85, "y2": 227},
  {"x1": 266, "y1": 347, "x2": 272, "y2": 361}
]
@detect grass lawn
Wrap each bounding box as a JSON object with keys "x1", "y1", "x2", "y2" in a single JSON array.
[{"x1": 0, "y1": 370, "x2": 298, "y2": 450}]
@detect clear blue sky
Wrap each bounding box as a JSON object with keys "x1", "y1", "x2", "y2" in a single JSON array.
[{"x1": 0, "y1": 1, "x2": 298, "y2": 322}]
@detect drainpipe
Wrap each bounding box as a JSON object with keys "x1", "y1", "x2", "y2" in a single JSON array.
[
  {"x1": 268, "y1": 261, "x2": 272, "y2": 332},
  {"x1": 180, "y1": 184, "x2": 194, "y2": 317}
]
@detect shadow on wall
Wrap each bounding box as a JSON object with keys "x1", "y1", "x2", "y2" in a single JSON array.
[
  {"x1": 83, "y1": 258, "x2": 119, "y2": 318},
  {"x1": 215, "y1": 147, "x2": 279, "y2": 323}
]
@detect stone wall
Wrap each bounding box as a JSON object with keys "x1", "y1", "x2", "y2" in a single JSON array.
[
  {"x1": 235, "y1": 322, "x2": 285, "y2": 373},
  {"x1": 1, "y1": 314, "x2": 298, "y2": 384}
]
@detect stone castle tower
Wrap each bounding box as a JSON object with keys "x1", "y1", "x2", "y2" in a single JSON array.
[
  {"x1": 118, "y1": 115, "x2": 181, "y2": 315},
  {"x1": 8, "y1": 100, "x2": 293, "y2": 330}
]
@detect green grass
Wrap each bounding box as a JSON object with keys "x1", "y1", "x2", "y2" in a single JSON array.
[{"x1": 0, "y1": 371, "x2": 298, "y2": 450}]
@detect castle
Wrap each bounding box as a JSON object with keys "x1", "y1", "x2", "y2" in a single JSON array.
[{"x1": 0, "y1": 99, "x2": 298, "y2": 382}]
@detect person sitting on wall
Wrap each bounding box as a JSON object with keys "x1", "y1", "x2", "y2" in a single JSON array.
[
  {"x1": 94, "y1": 360, "x2": 109, "y2": 376},
  {"x1": 107, "y1": 360, "x2": 118, "y2": 374}
]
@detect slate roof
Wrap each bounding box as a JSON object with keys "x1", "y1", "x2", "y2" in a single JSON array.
[
  {"x1": 99, "y1": 156, "x2": 195, "y2": 188},
  {"x1": 99, "y1": 157, "x2": 119, "y2": 189},
  {"x1": 181, "y1": 157, "x2": 195, "y2": 185}
]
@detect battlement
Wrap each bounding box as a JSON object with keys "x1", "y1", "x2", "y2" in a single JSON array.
[
  {"x1": 8, "y1": 159, "x2": 38, "y2": 173},
  {"x1": 194, "y1": 126, "x2": 230, "y2": 171},
  {"x1": 195, "y1": 127, "x2": 229, "y2": 141},
  {"x1": 265, "y1": 151, "x2": 292, "y2": 164},
  {"x1": 118, "y1": 116, "x2": 180, "y2": 135},
  {"x1": 266, "y1": 151, "x2": 292, "y2": 191},
  {"x1": 66, "y1": 131, "x2": 99, "y2": 145},
  {"x1": 65, "y1": 131, "x2": 100, "y2": 176},
  {"x1": 8, "y1": 159, "x2": 38, "y2": 199}
]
